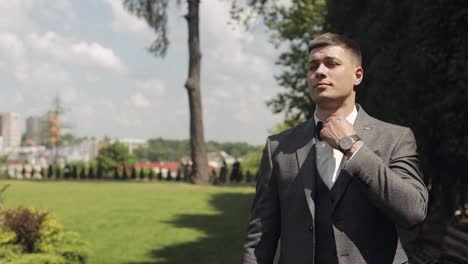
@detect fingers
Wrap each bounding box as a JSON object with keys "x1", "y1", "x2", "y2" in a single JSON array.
[{"x1": 319, "y1": 116, "x2": 357, "y2": 149}]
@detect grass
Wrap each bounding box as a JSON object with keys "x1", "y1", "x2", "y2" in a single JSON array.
[{"x1": 0, "y1": 180, "x2": 255, "y2": 264}]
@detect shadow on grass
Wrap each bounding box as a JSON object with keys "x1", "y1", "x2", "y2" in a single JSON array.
[{"x1": 126, "y1": 192, "x2": 254, "y2": 264}]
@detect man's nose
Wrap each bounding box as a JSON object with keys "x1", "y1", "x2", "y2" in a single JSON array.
[{"x1": 315, "y1": 63, "x2": 327, "y2": 77}]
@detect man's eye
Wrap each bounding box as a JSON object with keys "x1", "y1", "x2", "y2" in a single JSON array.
[
  {"x1": 308, "y1": 63, "x2": 318, "y2": 70},
  {"x1": 326, "y1": 61, "x2": 340, "y2": 67}
]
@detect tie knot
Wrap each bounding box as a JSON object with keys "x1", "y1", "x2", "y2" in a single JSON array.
[{"x1": 317, "y1": 121, "x2": 324, "y2": 141}]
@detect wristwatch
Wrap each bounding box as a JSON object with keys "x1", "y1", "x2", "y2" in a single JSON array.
[{"x1": 339, "y1": 135, "x2": 361, "y2": 154}]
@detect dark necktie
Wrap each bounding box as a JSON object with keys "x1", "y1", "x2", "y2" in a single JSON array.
[{"x1": 317, "y1": 121, "x2": 324, "y2": 141}]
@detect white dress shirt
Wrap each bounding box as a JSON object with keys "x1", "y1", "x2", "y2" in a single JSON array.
[{"x1": 315, "y1": 106, "x2": 358, "y2": 189}]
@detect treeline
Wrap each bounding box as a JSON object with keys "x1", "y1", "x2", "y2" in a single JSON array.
[
  {"x1": 11, "y1": 162, "x2": 258, "y2": 184},
  {"x1": 134, "y1": 138, "x2": 260, "y2": 162}
]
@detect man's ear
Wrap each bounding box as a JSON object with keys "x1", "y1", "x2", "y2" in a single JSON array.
[{"x1": 354, "y1": 66, "x2": 363, "y2": 86}]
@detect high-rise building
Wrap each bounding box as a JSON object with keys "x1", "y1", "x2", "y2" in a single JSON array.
[
  {"x1": 0, "y1": 112, "x2": 21, "y2": 149},
  {"x1": 25, "y1": 115, "x2": 42, "y2": 145}
]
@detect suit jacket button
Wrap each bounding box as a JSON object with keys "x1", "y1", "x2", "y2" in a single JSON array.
[{"x1": 308, "y1": 226, "x2": 314, "y2": 231}]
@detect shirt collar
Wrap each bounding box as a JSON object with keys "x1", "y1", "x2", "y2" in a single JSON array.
[{"x1": 314, "y1": 105, "x2": 358, "y2": 126}]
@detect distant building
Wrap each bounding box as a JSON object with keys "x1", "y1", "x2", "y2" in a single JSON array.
[
  {"x1": 56, "y1": 138, "x2": 99, "y2": 163},
  {"x1": 25, "y1": 115, "x2": 43, "y2": 145},
  {"x1": 0, "y1": 112, "x2": 21, "y2": 150}
]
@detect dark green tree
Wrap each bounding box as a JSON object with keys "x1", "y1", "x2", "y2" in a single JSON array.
[
  {"x1": 139, "y1": 168, "x2": 146, "y2": 181},
  {"x1": 79, "y1": 166, "x2": 86, "y2": 180},
  {"x1": 47, "y1": 165, "x2": 54, "y2": 180},
  {"x1": 176, "y1": 169, "x2": 181, "y2": 182},
  {"x1": 148, "y1": 168, "x2": 155, "y2": 181},
  {"x1": 88, "y1": 165, "x2": 95, "y2": 180},
  {"x1": 246, "y1": 170, "x2": 253, "y2": 183},
  {"x1": 131, "y1": 166, "x2": 137, "y2": 180},
  {"x1": 64, "y1": 164, "x2": 71, "y2": 180},
  {"x1": 71, "y1": 165, "x2": 78, "y2": 180},
  {"x1": 157, "y1": 170, "x2": 163, "y2": 181},
  {"x1": 97, "y1": 162, "x2": 103, "y2": 179},
  {"x1": 122, "y1": 166, "x2": 129, "y2": 181},
  {"x1": 96, "y1": 142, "x2": 136, "y2": 177},
  {"x1": 113, "y1": 167, "x2": 120, "y2": 180},
  {"x1": 166, "y1": 170, "x2": 172, "y2": 181},
  {"x1": 55, "y1": 166, "x2": 62, "y2": 180},
  {"x1": 21, "y1": 166, "x2": 27, "y2": 179}
]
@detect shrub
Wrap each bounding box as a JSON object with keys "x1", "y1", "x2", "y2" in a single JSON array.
[
  {"x1": 113, "y1": 167, "x2": 120, "y2": 180},
  {"x1": 122, "y1": 166, "x2": 129, "y2": 181},
  {"x1": 148, "y1": 169, "x2": 155, "y2": 181},
  {"x1": 3, "y1": 207, "x2": 48, "y2": 252},
  {"x1": 0, "y1": 207, "x2": 90, "y2": 263},
  {"x1": 79, "y1": 166, "x2": 86, "y2": 180},
  {"x1": 176, "y1": 169, "x2": 181, "y2": 182},
  {"x1": 88, "y1": 166, "x2": 95, "y2": 180},
  {"x1": 246, "y1": 170, "x2": 253, "y2": 183},
  {"x1": 139, "y1": 168, "x2": 146, "y2": 181},
  {"x1": 47, "y1": 165, "x2": 54, "y2": 180},
  {"x1": 131, "y1": 166, "x2": 137, "y2": 180},
  {"x1": 55, "y1": 166, "x2": 62, "y2": 180}
]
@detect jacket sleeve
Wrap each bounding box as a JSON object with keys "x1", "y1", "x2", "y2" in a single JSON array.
[
  {"x1": 343, "y1": 128, "x2": 429, "y2": 228},
  {"x1": 241, "y1": 137, "x2": 280, "y2": 264}
]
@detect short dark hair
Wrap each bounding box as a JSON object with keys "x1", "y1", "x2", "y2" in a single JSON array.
[{"x1": 308, "y1": 33, "x2": 362, "y2": 65}]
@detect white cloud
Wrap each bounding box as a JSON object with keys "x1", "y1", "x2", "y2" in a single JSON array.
[
  {"x1": 76, "y1": 104, "x2": 96, "y2": 118},
  {"x1": 29, "y1": 31, "x2": 127, "y2": 74},
  {"x1": 137, "y1": 78, "x2": 166, "y2": 95},
  {"x1": 101, "y1": 0, "x2": 150, "y2": 34},
  {"x1": 0, "y1": 32, "x2": 25, "y2": 58},
  {"x1": 130, "y1": 92, "x2": 151, "y2": 108},
  {"x1": 71, "y1": 42, "x2": 127, "y2": 73},
  {"x1": 97, "y1": 100, "x2": 115, "y2": 110},
  {"x1": 61, "y1": 86, "x2": 78, "y2": 104}
]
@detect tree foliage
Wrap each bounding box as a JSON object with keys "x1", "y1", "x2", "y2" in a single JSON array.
[
  {"x1": 96, "y1": 142, "x2": 137, "y2": 177},
  {"x1": 231, "y1": 0, "x2": 326, "y2": 124},
  {"x1": 134, "y1": 138, "x2": 259, "y2": 161}
]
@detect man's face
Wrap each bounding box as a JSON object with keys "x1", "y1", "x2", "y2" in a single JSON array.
[{"x1": 307, "y1": 45, "x2": 363, "y2": 107}]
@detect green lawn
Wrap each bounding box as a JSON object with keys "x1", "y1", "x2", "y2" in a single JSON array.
[{"x1": 0, "y1": 180, "x2": 255, "y2": 264}]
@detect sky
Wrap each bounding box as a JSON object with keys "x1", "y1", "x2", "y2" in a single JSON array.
[{"x1": 0, "y1": 0, "x2": 287, "y2": 145}]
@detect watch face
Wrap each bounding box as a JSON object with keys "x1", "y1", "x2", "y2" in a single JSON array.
[{"x1": 340, "y1": 137, "x2": 354, "y2": 150}]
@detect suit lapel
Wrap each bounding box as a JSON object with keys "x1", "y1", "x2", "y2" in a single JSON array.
[
  {"x1": 330, "y1": 105, "x2": 373, "y2": 213},
  {"x1": 294, "y1": 118, "x2": 317, "y2": 221}
]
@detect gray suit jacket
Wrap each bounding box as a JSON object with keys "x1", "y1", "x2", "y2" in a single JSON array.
[{"x1": 241, "y1": 105, "x2": 428, "y2": 264}]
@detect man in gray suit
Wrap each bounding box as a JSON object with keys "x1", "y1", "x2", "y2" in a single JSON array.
[{"x1": 241, "y1": 33, "x2": 428, "y2": 264}]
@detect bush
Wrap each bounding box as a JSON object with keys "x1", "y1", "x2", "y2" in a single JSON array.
[
  {"x1": 148, "y1": 169, "x2": 155, "y2": 181},
  {"x1": 131, "y1": 166, "x2": 137, "y2": 180},
  {"x1": 122, "y1": 166, "x2": 129, "y2": 181},
  {"x1": 3, "y1": 207, "x2": 48, "y2": 252},
  {"x1": 113, "y1": 167, "x2": 120, "y2": 180},
  {"x1": 0, "y1": 207, "x2": 91, "y2": 263},
  {"x1": 157, "y1": 171, "x2": 163, "y2": 181},
  {"x1": 47, "y1": 165, "x2": 54, "y2": 180},
  {"x1": 139, "y1": 168, "x2": 146, "y2": 181}
]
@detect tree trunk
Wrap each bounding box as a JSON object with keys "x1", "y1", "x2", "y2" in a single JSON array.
[{"x1": 184, "y1": 0, "x2": 210, "y2": 184}]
